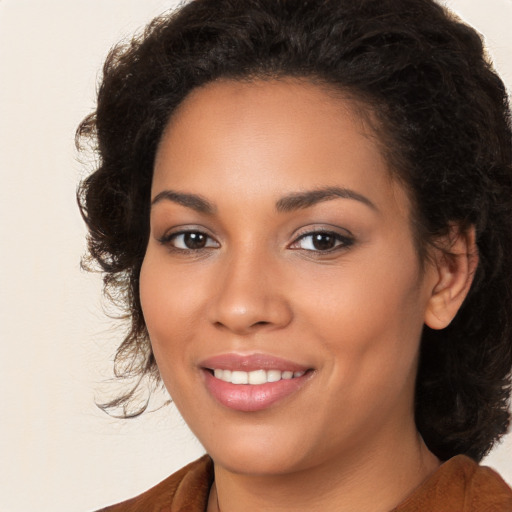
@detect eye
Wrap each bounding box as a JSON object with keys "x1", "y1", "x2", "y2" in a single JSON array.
[
  {"x1": 160, "y1": 230, "x2": 219, "y2": 250},
  {"x1": 291, "y1": 230, "x2": 354, "y2": 252}
]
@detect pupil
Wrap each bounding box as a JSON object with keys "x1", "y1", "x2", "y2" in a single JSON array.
[
  {"x1": 184, "y1": 232, "x2": 206, "y2": 249},
  {"x1": 313, "y1": 233, "x2": 335, "y2": 251}
]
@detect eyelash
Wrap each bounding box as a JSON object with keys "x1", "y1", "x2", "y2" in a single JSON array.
[
  {"x1": 289, "y1": 230, "x2": 354, "y2": 253},
  {"x1": 158, "y1": 228, "x2": 354, "y2": 254},
  {"x1": 158, "y1": 230, "x2": 219, "y2": 252}
]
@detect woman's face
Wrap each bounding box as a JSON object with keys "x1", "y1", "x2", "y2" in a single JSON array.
[{"x1": 140, "y1": 79, "x2": 440, "y2": 476}]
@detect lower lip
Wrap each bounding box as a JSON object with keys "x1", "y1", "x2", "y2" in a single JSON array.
[{"x1": 203, "y1": 370, "x2": 312, "y2": 412}]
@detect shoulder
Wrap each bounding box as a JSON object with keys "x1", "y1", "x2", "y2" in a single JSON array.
[
  {"x1": 95, "y1": 455, "x2": 213, "y2": 512},
  {"x1": 394, "y1": 455, "x2": 512, "y2": 512}
]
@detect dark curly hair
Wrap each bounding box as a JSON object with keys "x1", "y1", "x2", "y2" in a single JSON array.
[{"x1": 77, "y1": 0, "x2": 512, "y2": 462}]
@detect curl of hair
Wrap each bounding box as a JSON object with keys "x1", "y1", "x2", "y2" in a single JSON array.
[{"x1": 77, "y1": 0, "x2": 512, "y2": 461}]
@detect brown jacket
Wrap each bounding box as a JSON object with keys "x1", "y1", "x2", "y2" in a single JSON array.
[{"x1": 97, "y1": 455, "x2": 512, "y2": 511}]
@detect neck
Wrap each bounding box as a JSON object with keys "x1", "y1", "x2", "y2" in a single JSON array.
[{"x1": 207, "y1": 426, "x2": 439, "y2": 512}]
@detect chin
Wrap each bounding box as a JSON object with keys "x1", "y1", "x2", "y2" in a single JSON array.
[
  {"x1": 197, "y1": 421, "x2": 318, "y2": 476},
  {"x1": 212, "y1": 446, "x2": 307, "y2": 476}
]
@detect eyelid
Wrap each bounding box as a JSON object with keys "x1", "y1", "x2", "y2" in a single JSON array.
[
  {"x1": 157, "y1": 226, "x2": 220, "y2": 250},
  {"x1": 289, "y1": 226, "x2": 355, "y2": 252}
]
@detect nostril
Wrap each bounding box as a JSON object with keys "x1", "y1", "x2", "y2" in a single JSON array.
[
  {"x1": 209, "y1": 298, "x2": 293, "y2": 333},
  {"x1": 213, "y1": 320, "x2": 270, "y2": 332},
  {"x1": 252, "y1": 321, "x2": 270, "y2": 327}
]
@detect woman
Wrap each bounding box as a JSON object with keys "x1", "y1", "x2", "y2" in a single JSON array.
[{"x1": 78, "y1": 0, "x2": 512, "y2": 510}]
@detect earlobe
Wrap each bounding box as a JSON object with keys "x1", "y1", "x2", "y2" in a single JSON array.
[{"x1": 424, "y1": 226, "x2": 478, "y2": 330}]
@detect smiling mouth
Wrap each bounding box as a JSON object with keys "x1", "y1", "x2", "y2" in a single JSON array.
[
  {"x1": 202, "y1": 366, "x2": 314, "y2": 412},
  {"x1": 208, "y1": 368, "x2": 307, "y2": 385},
  {"x1": 199, "y1": 353, "x2": 314, "y2": 411}
]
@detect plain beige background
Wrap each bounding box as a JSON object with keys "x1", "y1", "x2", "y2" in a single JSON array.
[{"x1": 0, "y1": 1, "x2": 511, "y2": 511}]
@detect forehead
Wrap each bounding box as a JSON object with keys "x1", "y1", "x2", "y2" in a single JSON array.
[
  {"x1": 159, "y1": 78, "x2": 377, "y2": 157},
  {"x1": 153, "y1": 78, "x2": 409, "y2": 219}
]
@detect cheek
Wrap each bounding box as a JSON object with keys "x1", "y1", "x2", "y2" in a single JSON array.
[
  {"x1": 139, "y1": 251, "x2": 200, "y2": 370},
  {"x1": 296, "y1": 245, "x2": 427, "y2": 377},
  {"x1": 139, "y1": 257, "x2": 197, "y2": 412},
  {"x1": 140, "y1": 247, "x2": 206, "y2": 326}
]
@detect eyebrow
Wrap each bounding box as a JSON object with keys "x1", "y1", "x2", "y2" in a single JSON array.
[
  {"x1": 275, "y1": 186, "x2": 377, "y2": 212},
  {"x1": 151, "y1": 190, "x2": 216, "y2": 214},
  {"x1": 151, "y1": 186, "x2": 377, "y2": 215}
]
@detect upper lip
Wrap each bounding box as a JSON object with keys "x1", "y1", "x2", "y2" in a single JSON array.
[{"x1": 199, "y1": 353, "x2": 311, "y2": 373}]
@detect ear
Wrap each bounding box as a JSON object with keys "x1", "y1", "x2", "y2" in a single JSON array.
[{"x1": 424, "y1": 225, "x2": 478, "y2": 330}]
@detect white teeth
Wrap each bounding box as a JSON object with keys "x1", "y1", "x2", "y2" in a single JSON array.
[
  {"x1": 267, "y1": 369, "x2": 282, "y2": 382},
  {"x1": 212, "y1": 369, "x2": 306, "y2": 384},
  {"x1": 220, "y1": 370, "x2": 232, "y2": 383},
  {"x1": 231, "y1": 370, "x2": 248, "y2": 384},
  {"x1": 248, "y1": 370, "x2": 267, "y2": 385}
]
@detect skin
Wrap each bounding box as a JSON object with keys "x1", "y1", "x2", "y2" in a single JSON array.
[{"x1": 140, "y1": 79, "x2": 474, "y2": 512}]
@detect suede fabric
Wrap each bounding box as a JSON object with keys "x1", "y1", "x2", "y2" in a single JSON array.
[
  {"x1": 96, "y1": 456, "x2": 213, "y2": 512},
  {"x1": 97, "y1": 454, "x2": 512, "y2": 511}
]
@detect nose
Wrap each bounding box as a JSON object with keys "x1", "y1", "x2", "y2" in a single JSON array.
[{"x1": 208, "y1": 250, "x2": 293, "y2": 335}]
